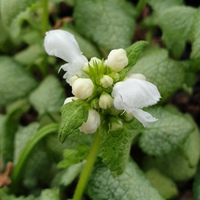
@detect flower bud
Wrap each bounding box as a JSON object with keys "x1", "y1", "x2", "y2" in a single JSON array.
[
  {"x1": 99, "y1": 93, "x2": 113, "y2": 109},
  {"x1": 64, "y1": 96, "x2": 78, "y2": 104},
  {"x1": 83, "y1": 57, "x2": 101, "y2": 71},
  {"x1": 110, "y1": 118, "x2": 123, "y2": 131},
  {"x1": 107, "y1": 49, "x2": 128, "y2": 72},
  {"x1": 128, "y1": 73, "x2": 146, "y2": 80},
  {"x1": 100, "y1": 75, "x2": 113, "y2": 88},
  {"x1": 69, "y1": 75, "x2": 79, "y2": 85},
  {"x1": 79, "y1": 109, "x2": 101, "y2": 134},
  {"x1": 72, "y1": 78, "x2": 94, "y2": 99}
]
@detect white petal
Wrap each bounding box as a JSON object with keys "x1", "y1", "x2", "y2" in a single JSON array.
[
  {"x1": 79, "y1": 109, "x2": 101, "y2": 134},
  {"x1": 131, "y1": 109, "x2": 158, "y2": 127},
  {"x1": 112, "y1": 78, "x2": 161, "y2": 109},
  {"x1": 44, "y1": 29, "x2": 87, "y2": 64}
]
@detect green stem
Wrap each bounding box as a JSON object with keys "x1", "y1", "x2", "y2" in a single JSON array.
[
  {"x1": 42, "y1": 0, "x2": 49, "y2": 35},
  {"x1": 73, "y1": 129, "x2": 102, "y2": 200},
  {"x1": 10, "y1": 123, "x2": 59, "y2": 193},
  {"x1": 136, "y1": 0, "x2": 146, "y2": 18}
]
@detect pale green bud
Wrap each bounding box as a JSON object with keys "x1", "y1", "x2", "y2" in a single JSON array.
[
  {"x1": 100, "y1": 75, "x2": 113, "y2": 88},
  {"x1": 72, "y1": 78, "x2": 94, "y2": 100},
  {"x1": 99, "y1": 93, "x2": 113, "y2": 109},
  {"x1": 128, "y1": 73, "x2": 146, "y2": 80},
  {"x1": 64, "y1": 96, "x2": 78, "y2": 104},
  {"x1": 83, "y1": 57, "x2": 101, "y2": 72},
  {"x1": 110, "y1": 118, "x2": 123, "y2": 131},
  {"x1": 122, "y1": 112, "x2": 134, "y2": 122},
  {"x1": 107, "y1": 49, "x2": 128, "y2": 72},
  {"x1": 79, "y1": 109, "x2": 101, "y2": 134}
]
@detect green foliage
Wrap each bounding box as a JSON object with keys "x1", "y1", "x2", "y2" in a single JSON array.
[
  {"x1": 139, "y1": 106, "x2": 194, "y2": 156},
  {"x1": 87, "y1": 160, "x2": 164, "y2": 200},
  {"x1": 129, "y1": 46, "x2": 185, "y2": 100},
  {"x1": 193, "y1": 163, "x2": 200, "y2": 200},
  {"x1": 40, "y1": 188, "x2": 60, "y2": 200},
  {"x1": 0, "y1": 56, "x2": 37, "y2": 107},
  {"x1": 143, "y1": 115, "x2": 200, "y2": 181},
  {"x1": 74, "y1": 0, "x2": 136, "y2": 51},
  {"x1": 145, "y1": 168, "x2": 178, "y2": 199},
  {"x1": 101, "y1": 120, "x2": 139, "y2": 175},
  {"x1": 58, "y1": 100, "x2": 89, "y2": 143},
  {"x1": 29, "y1": 75, "x2": 65, "y2": 116}
]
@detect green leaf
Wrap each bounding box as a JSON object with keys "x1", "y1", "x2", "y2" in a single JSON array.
[
  {"x1": 58, "y1": 100, "x2": 89, "y2": 143},
  {"x1": 0, "y1": 56, "x2": 37, "y2": 107},
  {"x1": 129, "y1": 46, "x2": 185, "y2": 101},
  {"x1": 0, "y1": 0, "x2": 38, "y2": 26},
  {"x1": 158, "y1": 6, "x2": 196, "y2": 58},
  {"x1": 51, "y1": 162, "x2": 84, "y2": 187},
  {"x1": 119, "y1": 40, "x2": 148, "y2": 79},
  {"x1": 40, "y1": 188, "x2": 60, "y2": 200},
  {"x1": 101, "y1": 120, "x2": 139, "y2": 175},
  {"x1": 14, "y1": 122, "x2": 40, "y2": 164},
  {"x1": 147, "y1": 0, "x2": 184, "y2": 15},
  {"x1": 29, "y1": 75, "x2": 65, "y2": 116},
  {"x1": 143, "y1": 115, "x2": 200, "y2": 181},
  {"x1": 145, "y1": 168, "x2": 178, "y2": 199},
  {"x1": 139, "y1": 106, "x2": 194, "y2": 156},
  {"x1": 191, "y1": 8, "x2": 200, "y2": 60},
  {"x1": 193, "y1": 163, "x2": 200, "y2": 200},
  {"x1": 74, "y1": 0, "x2": 136, "y2": 51},
  {"x1": 57, "y1": 146, "x2": 88, "y2": 168},
  {"x1": 87, "y1": 160, "x2": 164, "y2": 200}
]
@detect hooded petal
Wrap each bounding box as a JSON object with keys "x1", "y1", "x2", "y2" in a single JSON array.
[
  {"x1": 112, "y1": 78, "x2": 161, "y2": 109},
  {"x1": 44, "y1": 30, "x2": 87, "y2": 64}
]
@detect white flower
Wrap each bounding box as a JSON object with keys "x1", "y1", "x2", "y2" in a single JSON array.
[
  {"x1": 79, "y1": 109, "x2": 101, "y2": 134},
  {"x1": 44, "y1": 30, "x2": 88, "y2": 83},
  {"x1": 111, "y1": 77, "x2": 161, "y2": 127},
  {"x1": 72, "y1": 78, "x2": 94, "y2": 100},
  {"x1": 63, "y1": 96, "x2": 78, "y2": 104},
  {"x1": 106, "y1": 48, "x2": 128, "y2": 72}
]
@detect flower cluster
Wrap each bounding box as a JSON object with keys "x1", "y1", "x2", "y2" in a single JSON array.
[{"x1": 44, "y1": 30, "x2": 161, "y2": 134}]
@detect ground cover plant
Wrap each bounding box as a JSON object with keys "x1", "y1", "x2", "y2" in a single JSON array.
[{"x1": 0, "y1": 0, "x2": 200, "y2": 199}]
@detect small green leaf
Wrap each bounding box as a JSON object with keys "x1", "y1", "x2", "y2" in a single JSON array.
[
  {"x1": 158, "y1": 6, "x2": 196, "y2": 58},
  {"x1": 129, "y1": 46, "x2": 185, "y2": 100},
  {"x1": 101, "y1": 120, "x2": 139, "y2": 175},
  {"x1": 191, "y1": 8, "x2": 200, "y2": 60},
  {"x1": 40, "y1": 188, "x2": 60, "y2": 200},
  {"x1": 74, "y1": 0, "x2": 136, "y2": 51},
  {"x1": 0, "y1": 0, "x2": 39, "y2": 26},
  {"x1": 143, "y1": 115, "x2": 200, "y2": 181},
  {"x1": 0, "y1": 56, "x2": 37, "y2": 107},
  {"x1": 139, "y1": 106, "x2": 194, "y2": 156},
  {"x1": 58, "y1": 100, "x2": 89, "y2": 143},
  {"x1": 87, "y1": 160, "x2": 164, "y2": 200},
  {"x1": 119, "y1": 40, "x2": 148, "y2": 79},
  {"x1": 29, "y1": 75, "x2": 65, "y2": 116},
  {"x1": 145, "y1": 168, "x2": 178, "y2": 199},
  {"x1": 57, "y1": 146, "x2": 88, "y2": 168},
  {"x1": 52, "y1": 162, "x2": 84, "y2": 187}
]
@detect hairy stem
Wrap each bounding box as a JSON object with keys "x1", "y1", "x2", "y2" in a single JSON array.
[
  {"x1": 136, "y1": 0, "x2": 146, "y2": 18},
  {"x1": 73, "y1": 129, "x2": 102, "y2": 200}
]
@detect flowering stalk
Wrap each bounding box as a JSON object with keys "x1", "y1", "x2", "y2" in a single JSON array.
[{"x1": 73, "y1": 128, "x2": 102, "y2": 200}]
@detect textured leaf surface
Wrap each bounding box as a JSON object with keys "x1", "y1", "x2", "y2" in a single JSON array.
[
  {"x1": 129, "y1": 47, "x2": 185, "y2": 100},
  {"x1": 191, "y1": 8, "x2": 200, "y2": 60},
  {"x1": 87, "y1": 160, "x2": 164, "y2": 200},
  {"x1": 40, "y1": 188, "x2": 60, "y2": 200},
  {"x1": 74, "y1": 0, "x2": 136, "y2": 51},
  {"x1": 143, "y1": 115, "x2": 200, "y2": 181},
  {"x1": 158, "y1": 6, "x2": 196, "y2": 58},
  {"x1": 0, "y1": 0, "x2": 38, "y2": 26},
  {"x1": 0, "y1": 56, "x2": 37, "y2": 107},
  {"x1": 14, "y1": 123, "x2": 39, "y2": 164},
  {"x1": 139, "y1": 106, "x2": 194, "y2": 156},
  {"x1": 29, "y1": 75, "x2": 65, "y2": 115},
  {"x1": 101, "y1": 120, "x2": 139, "y2": 175},
  {"x1": 145, "y1": 168, "x2": 178, "y2": 199},
  {"x1": 58, "y1": 100, "x2": 89, "y2": 143}
]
